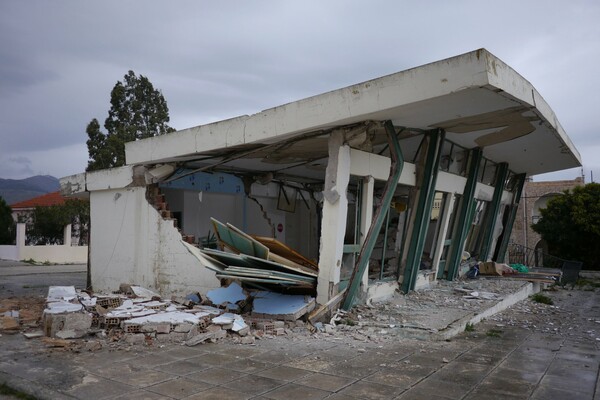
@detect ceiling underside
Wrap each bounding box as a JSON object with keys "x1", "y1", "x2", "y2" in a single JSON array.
[{"x1": 162, "y1": 85, "x2": 579, "y2": 184}]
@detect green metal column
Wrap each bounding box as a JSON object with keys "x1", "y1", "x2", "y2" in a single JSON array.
[
  {"x1": 342, "y1": 121, "x2": 404, "y2": 310},
  {"x1": 495, "y1": 173, "x2": 526, "y2": 263},
  {"x1": 401, "y1": 129, "x2": 445, "y2": 292},
  {"x1": 446, "y1": 148, "x2": 483, "y2": 280},
  {"x1": 479, "y1": 163, "x2": 509, "y2": 261}
]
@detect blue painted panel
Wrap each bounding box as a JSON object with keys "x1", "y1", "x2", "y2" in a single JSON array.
[{"x1": 160, "y1": 171, "x2": 244, "y2": 194}]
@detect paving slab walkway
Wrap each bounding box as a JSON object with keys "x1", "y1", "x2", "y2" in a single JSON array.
[{"x1": 1, "y1": 285, "x2": 599, "y2": 399}]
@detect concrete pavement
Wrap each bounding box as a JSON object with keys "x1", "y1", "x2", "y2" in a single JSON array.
[{"x1": 1, "y1": 262, "x2": 599, "y2": 399}]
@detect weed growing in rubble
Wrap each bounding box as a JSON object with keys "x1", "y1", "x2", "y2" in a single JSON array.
[
  {"x1": 465, "y1": 323, "x2": 475, "y2": 332},
  {"x1": 531, "y1": 293, "x2": 554, "y2": 305},
  {"x1": 486, "y1": 329, "x2": 503, "y2": 338},
  {"x1": 576, "y1": 279, "x2": 600, "y2": 289}
]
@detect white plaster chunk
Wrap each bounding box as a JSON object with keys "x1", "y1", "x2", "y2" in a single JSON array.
[
  {"x1": 124, "y1": 311, "x2": 202, "y2": 325},
  {"x1": 211, "y1": 313, "x2": 237, "y2": 325},
  {"x1": 206, "y1": 283, "x2": 246, "y2": 306},
  {"x1": 130, "y1": 286, "x2": 160, "y2": 299},
  {"x1": 47, "y1": 286, "x2": 77, "y2": 302},
  {"x1": 44, "y1": 301, "x2": 83, "y2": 314}
]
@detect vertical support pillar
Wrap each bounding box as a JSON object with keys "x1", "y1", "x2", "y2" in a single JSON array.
[
  {"x1": 342, "y1": 121, "x2": 403, "y2": 310},
  {"x1": 16, "y1": 223, "x2": 26, "y2": 247},
  {"x1": 317, "y1": 130, "x2": 351, "y2": 305},
  {"x1": 495, "y1": 173, "x2": 526, "y2": 263},
  {"x1": 446, "y1": 148, "x2": 483, "y2": 280},
  {"x1": 479, "y1": 163, "x2": 509, "y2": 261},
  {"x1": 63, "y1": 224, "x2": 72, "y2": 246},
  {"x1": 431, "y1": 193, "x2": 455, "y2": 278},
  {"x1": 401, "y1": 129, "x2": 445, "y2": 293},
  {"x1": 359, "y1": 176, "x2": 375, "y2": 289}
]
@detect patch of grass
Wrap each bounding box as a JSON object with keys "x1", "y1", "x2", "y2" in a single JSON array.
[
  {"x1": 465, "y1": 323, "x2": 475, "y2": 332},
  {"x1": 21, "y1": 258, "x2": 36, "y2": 265},
  {"x1": 576, "y1": 278, "x2": 600, "y2": 288},
  {"x1": 42, "y1": 260, "x2": 51, "y2": 266},
  {"x1": 531, "y1": 293, "x2": 554, "y2": 305},
  {"x1": 486, "y1": 329, "x2": 503, "y2": 338},
  {"x1": 341, "y1": 318, "x2": 357, "y2": 326},
  {"x1": 0, "y1": 383, "x2": 37, "y2": 399}
]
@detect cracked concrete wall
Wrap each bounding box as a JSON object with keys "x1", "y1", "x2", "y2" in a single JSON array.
[{"x1": 89, "y1": 187, "x2": 219, "y2": 296}]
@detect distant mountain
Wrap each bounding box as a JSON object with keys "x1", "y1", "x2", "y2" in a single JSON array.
[{"x1": 0, "y1": 175, "x2": 60, "y2": 205}]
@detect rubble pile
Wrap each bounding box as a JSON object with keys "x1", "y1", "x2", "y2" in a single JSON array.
[{"x1": 36, "y1": 282, "x2": 316, "y2": 350}]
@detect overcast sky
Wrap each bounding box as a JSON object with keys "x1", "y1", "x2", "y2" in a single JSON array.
[{"x1": 1, "y1": 1, "x2": 598, "y2": 182}]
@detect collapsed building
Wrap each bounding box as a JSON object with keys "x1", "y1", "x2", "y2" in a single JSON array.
[{"x1": 61, "y1": 49, "x2": 581, "y2": 309}]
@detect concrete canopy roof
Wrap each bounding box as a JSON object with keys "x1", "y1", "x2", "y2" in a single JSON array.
[{"x1": 126, "y1": 49, "x2": 581, "y2": 179}]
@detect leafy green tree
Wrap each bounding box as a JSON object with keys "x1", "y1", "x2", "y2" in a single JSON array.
[
  {"x1": 86, "y1": 70, "x2": 175, "y2": 171},
  {"x1": 0, "y1": 197, "x2": 15, "y2": 245},
  {"x1": 533, "y1": 183, "x2": 600, "y2": 270},
  {"x1": 27, "y1": 200, "x2": 90, "y2": 245}
]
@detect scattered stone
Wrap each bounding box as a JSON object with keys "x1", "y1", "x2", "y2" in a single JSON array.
[{"x1": 85, "y1": 340, "x2": 102, "y2": 351}]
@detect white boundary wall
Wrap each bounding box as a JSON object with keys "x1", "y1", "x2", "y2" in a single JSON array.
[{"x1": 0, "y1": 223, "x2": 87, "y2": 264}]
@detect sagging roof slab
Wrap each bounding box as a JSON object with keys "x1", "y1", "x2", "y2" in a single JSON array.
[{"x1": 125, "y1": 49, "x2": 581, "y2": 178}]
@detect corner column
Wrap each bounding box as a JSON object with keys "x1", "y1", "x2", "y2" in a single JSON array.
[{"x1": 317, "y1": 131, "x2": 351, "y2": 305}]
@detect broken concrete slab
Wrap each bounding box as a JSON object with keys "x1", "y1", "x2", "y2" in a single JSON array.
[
  {"x1": 43, "y1": 312, "x2": 92, "y2": 338},
  {"x1": 47, "y1": 286, "x2": 77, "y2": 302},
  {"x1": 129, "y1": 285, "x2": 161, "y2": 299},
  {"x1": 44, "y1": 301, "x2": 83, "y2": 314},
  {"x1": 252, "y1": 292, "x2": 316, "y2": 321},
  {"x1": 206, "y1": 282, "x2": 246, "y2": 307}
]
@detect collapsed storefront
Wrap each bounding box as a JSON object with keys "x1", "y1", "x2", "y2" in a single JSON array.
[{"x1": 61, "y1": 49, "x2": 581, "y2": 308}]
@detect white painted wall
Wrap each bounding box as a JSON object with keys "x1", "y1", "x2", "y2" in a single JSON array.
[
  {"x1": 0, "y1": 223, "x2": 87, "y2": 264},
  {"x1": 89, "y1": 187, "x2": 220, "y2": 296}
]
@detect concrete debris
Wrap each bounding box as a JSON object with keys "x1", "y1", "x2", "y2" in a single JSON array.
[
  {"x1": 206, "y1": 282, "x2": 246, "y2": 307},
  {"x1": 0, "y1": 315, "x2": 20, "y2": 331}
]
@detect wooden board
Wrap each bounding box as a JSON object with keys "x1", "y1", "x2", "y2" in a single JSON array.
[
  {"x1": 210, "y1": 218, "x2": 269, "y2": 259},
  {"x1": 215, "y1": 274, "x2": 308, "y2": 286},
  {"x1": 226, "y1": 266, "x2": 316, "y2": 284},
  {"x1": 200, "y1": 248, "x2": 255, "y2": 268},
  {"x1": 182, "y1": 241, "x2": 227, "y2": 272},
  {"x1": 267, "y1": 253, "x2": 316, "y2": 275},
  {"x1": 241, "y1": 254, "x2": 318, "y2": 278},
  {"x1": 252, "y1": 235, "x2": 318, "y2": 270},
  {"x1": 217, "y1": 270, "x2": 309, "y2": 285}
]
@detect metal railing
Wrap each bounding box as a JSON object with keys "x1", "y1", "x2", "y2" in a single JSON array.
[{"x1": 506, "y1": 243, "x2": 567, "y2": 269}]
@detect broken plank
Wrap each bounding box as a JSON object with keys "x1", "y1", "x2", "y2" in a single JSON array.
[
  {"x1": 217, "y1": 269, "x2": 309, "y2": 284},
  {"x1": 226, "y1": 222, "x2": 270, "y2": 259},
  {"x1": 215, "y1": 274, "x2": 309, "y2": 286},
  {"x1": 241, "y1": 254, "x2": 318, "y2": 278},
  {"x1": 211, "y1": 218, "x2": 269, "y2": 259},
  {"x1": 225, "y1": 266, "x2": 316, "y2": 283},
  {"x1": 200, "y1": 248, "x2": 255, "y2": 268},
  {"x1": 253, "y1": 235, "x2": 318, "y2": 270},
  {"x1": 182, "y1": 241, "x2": 227, "y2": 272},
  {"x1": 308, "y1": 288, "x2": 347, "y2": 325}
]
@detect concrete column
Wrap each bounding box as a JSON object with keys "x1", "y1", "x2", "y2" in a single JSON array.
[
  {"x1": 359, "y1": 176, "x2": 375, "y2": 289},
  {"x1": 16, "y1": 223, "x2": 26, "y2": 247},
  {"x1": 63, "y1": 224, "x2": 72, "y2": 246},
  {"x1": 317, "y1": 131, "x2": 350, "y2": 305},
  {"x1": 431, "y1": 193, "x2": 455, "y2": 277}
]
